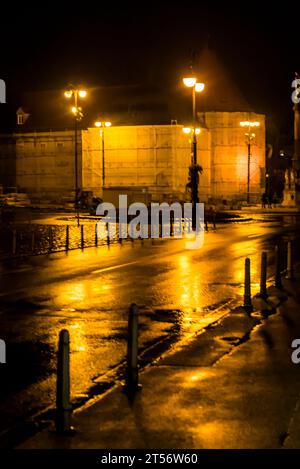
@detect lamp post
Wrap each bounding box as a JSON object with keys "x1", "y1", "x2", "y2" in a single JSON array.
[
  {"x1": 94, "y1": 120, "x2": 112, "y2": 192},
  {"x1": 64, "y1": 87, "x2": 87, "y2": 220},
  {"x1": 182, "y1": 76, "x2": 205, "y2": 229},
  {"x1": 240, "y1": 120, "x2": 260, "y2": 204},
  {"x1": 265, "y1": 172, "x2": 270, "y2": 199}
]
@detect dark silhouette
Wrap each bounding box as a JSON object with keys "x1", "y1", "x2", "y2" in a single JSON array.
[{"x1": 261, "y1": 192, "x2": 267, "y2": 209}]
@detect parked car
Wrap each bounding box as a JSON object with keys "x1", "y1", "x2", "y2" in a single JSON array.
[{"x1": 0, "y1": 192, "x2": 31, "y2": 207}]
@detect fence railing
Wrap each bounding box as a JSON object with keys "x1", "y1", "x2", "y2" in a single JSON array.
[{"x1": 0, "y1": 216, "x2": 218, "y2": 260}]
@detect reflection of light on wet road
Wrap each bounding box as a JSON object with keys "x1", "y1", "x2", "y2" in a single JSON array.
[
  {"x1": 187, "y1": 370, "x2": 211, "y2": 383},
  {"x1": 91, "y1": 260, "x2": 140, "y2": 275}
]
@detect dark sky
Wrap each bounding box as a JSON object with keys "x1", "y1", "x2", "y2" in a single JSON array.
[{"x1": 1, "y1": 2, "x2": 299, "y2": 134}]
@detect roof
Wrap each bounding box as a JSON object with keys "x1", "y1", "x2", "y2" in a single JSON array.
[{"x1": 14, "y1": 84, "x2": 172, "y2": 132}]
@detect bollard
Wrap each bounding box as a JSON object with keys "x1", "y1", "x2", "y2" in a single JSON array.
[
  {"x1": 260, "y1": 251, "x2": 268, "y2": 299},
  {"x1": 106, "y1": 222, "x2": 110, "y2": 246},
  {"x1": 31, "y1": 230, "x2": 35, "y2": 253},
  {"x1": 124, "y1": 303, "x2": 142, "y2": 393},
  {"x1": 66, "y1": 225, "x2": 70, "y2": 252},
  {"x1": 49, "y1": 227, "x2": 53, "y2": 252},
  {"x1": 56, "y1": 329, "x2": 74, "y2": 434},
  {"x1": 212, "y1": 212, "x2": 216, "y2": 230},
  {"x1": 243, "y1": 258, "x2": 253, "y2": 312},
  {"x1": 275, "y1": 244, "x2": 282, "y2": 289},
  {"x1": 12, "y1": 229, "x2": 17, "y2": 255},
  {"x1": 95, "y1": 224, "x2": 98, "y2": 247},
  {"x1": 286, "y1": 240, "x2": 294, "y2": 280},
  {"x1": 170, "y1": 214, "x2": 174, "y2": 237},
  {"x1": 81, "y1": 224, "x2": 84, "y2": 250}
]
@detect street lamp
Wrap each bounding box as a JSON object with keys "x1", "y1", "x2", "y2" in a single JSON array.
[
  {"x1": 94, "y1": 120, "x2": 112, "y2": 191},
  {"x1": 64, "y1": 86, "x2": 87, "y2": 217},
  {"x1": 240, "y1": 120, "x2": 260, "y2": 203},
  {"x1": 182, "y1": 74, "x2": 205, "y2": 229},
  {"x1": 182, "y1": 127, "x2": 201, "y2": 135},
  {"x1": 265, "y1": 172, "x2": 270, "y2": 200}
]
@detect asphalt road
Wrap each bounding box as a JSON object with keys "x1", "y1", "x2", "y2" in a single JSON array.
[{"x1": 0, "y1": 214, "x2": 299, "y2": 438}]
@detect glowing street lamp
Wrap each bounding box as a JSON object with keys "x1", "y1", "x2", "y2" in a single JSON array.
[
  {"x1": 195, "y1": 82, "x2": 205, "y2": 92},
  {"x1": 183, "y1": 76, "x2": 197, "y2": 88},
  {"x1": 182, "y1": 127, "x2": 201, "y2": 135},
  {"x1": 182, "y1": 74, "x2": 205, "y2": 229},
  {"x1": 78, "y1": 90, "x2": 87, "y2": 98},
  {"x1": 240, "y1": 120, "x2": 260, "y2": 203},
  {"x1": 64, "y1": 86, "x2": 87, "y2": 218},
  {"x1": 94, "y1": 120, "x2": 112, "y2": 189}
]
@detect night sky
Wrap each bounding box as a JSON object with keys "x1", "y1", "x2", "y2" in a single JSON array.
[{"x1": 1, "y1": 2, "x2": 299, "y2": 135}]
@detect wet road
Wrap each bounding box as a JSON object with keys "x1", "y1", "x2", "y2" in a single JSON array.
[{"x1": 0, "y1": 215, "x2": 299, "y2": 437}]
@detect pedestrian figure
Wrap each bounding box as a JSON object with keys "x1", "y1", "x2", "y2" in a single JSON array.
[
  {"x1": 208, "y1": 206, "x2": 216, "y2": 230},
  {"x1": 204, "y1": 208, "x2": 209, "y2": 231},
  {"x1": 261, "y1": 192, "x2": 267, "y2": 209},
  {"x1": 267, "y1": 194, "x2": 273, "y2": 209}
]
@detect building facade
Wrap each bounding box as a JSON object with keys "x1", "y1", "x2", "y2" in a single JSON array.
[{"x1": 4, "y1": 112, "x2": 265, "y2": 204}]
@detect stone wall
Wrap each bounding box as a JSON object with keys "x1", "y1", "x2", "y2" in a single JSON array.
[
  {"x1": 14, "y1": 131, "x2": 81, "y2": 202},
  {"x1": 205, "y1": 112, "x2": 265, "y2": 201},
  {"x1": 0, "y1": 134, "x2": 16, "y2": 189}
]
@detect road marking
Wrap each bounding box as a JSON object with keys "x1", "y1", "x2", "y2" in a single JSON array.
[
  {"x1": 247, "y1": 234, "x2": 263, "y2": 238},
  {"x1": 91, "y1": 260, "x2": 141, "y2": 274}
]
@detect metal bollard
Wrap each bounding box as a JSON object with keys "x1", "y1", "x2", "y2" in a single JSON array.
[
  {"x1": 275, "y1": 244, "x2": 282, "y2": 289},
  {"x1": 12, "y1": 229, "x2": 17, "y2": 255},
  {"x1": 159, "y1": 218, "x2": 162, "y2": 239},
  {"x1": 106, "y1": 222, "x2": 110, "y2": 246},
  {"x1": 56, "y1": 329, "x2": 74, "y2": 434},
  {"x1": 286, "y1": 240, "x2": 294, "y2": 280},
  {"x1": 260, "y1": 251, "x2": 268, "y2": 299},
  {"x1": 95, "y1": 224, "x2": 98, "y2": 247},
  {"x1": 31, "y1": 230, "x2": 35, "y2": 253},
  {"x1": 49, "y1": 227, "x2": 53, "y2": 252},
  {"x1": 81, "y1": 224, "x2": 84, "y2": 250},
  {"x1": 170, "y1": 214, "x2": 174, "y2": 237},
  {"x1": 243, "y1": 258, "x2": 253, "y2": 312},
  {"x1": 125, "y1": 304, "x2": 142, "y2": 393},
  {"x1": 66, "y1": 225, "x2": 70, "y2": 251}
]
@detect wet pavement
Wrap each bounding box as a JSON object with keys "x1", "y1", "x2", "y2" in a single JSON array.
[
  {"x1": 0, "y1": 214, "x2": 300, "y2": 440},
  {"x1": 20, "y1": 278, "x2": 300, "y2": 449}
]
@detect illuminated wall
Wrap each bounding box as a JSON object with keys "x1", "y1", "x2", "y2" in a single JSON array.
[
  {"x1": 82, "y1": 125, "x2": 201, "y2": 202},
  {"x1": 12, "y1": 117, "x2": 265, "y2": 203},
  {"x1": 14, "y1": 131, "x2": 80, "y2": 201},
  {"x1": 204, "y1": 112, "x2": 265, "y2": 200}
]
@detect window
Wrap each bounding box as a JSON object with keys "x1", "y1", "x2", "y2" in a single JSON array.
[{"x1": 17, "y1": 114, "x2": 25, "y2": 125}]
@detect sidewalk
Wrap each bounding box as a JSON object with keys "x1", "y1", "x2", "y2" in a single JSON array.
[
  {"x1": 20, "y1": 278, "x2": 300, "y2": 449},
  {"x1": 239, "y1": 205, "x2": 300, "y2": 214}
]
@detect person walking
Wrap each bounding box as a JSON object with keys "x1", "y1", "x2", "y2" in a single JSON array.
[{"x1": 267, "y1": 193, "x2": 273, "y2": 209}]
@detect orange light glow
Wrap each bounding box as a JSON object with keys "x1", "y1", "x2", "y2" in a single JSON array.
[
  {"x1": 195, "y1": 82, "x2": 205, "y2": 92},
  {"x1": 183, "y1": 77, "x2": 197, "y2": 87}
]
